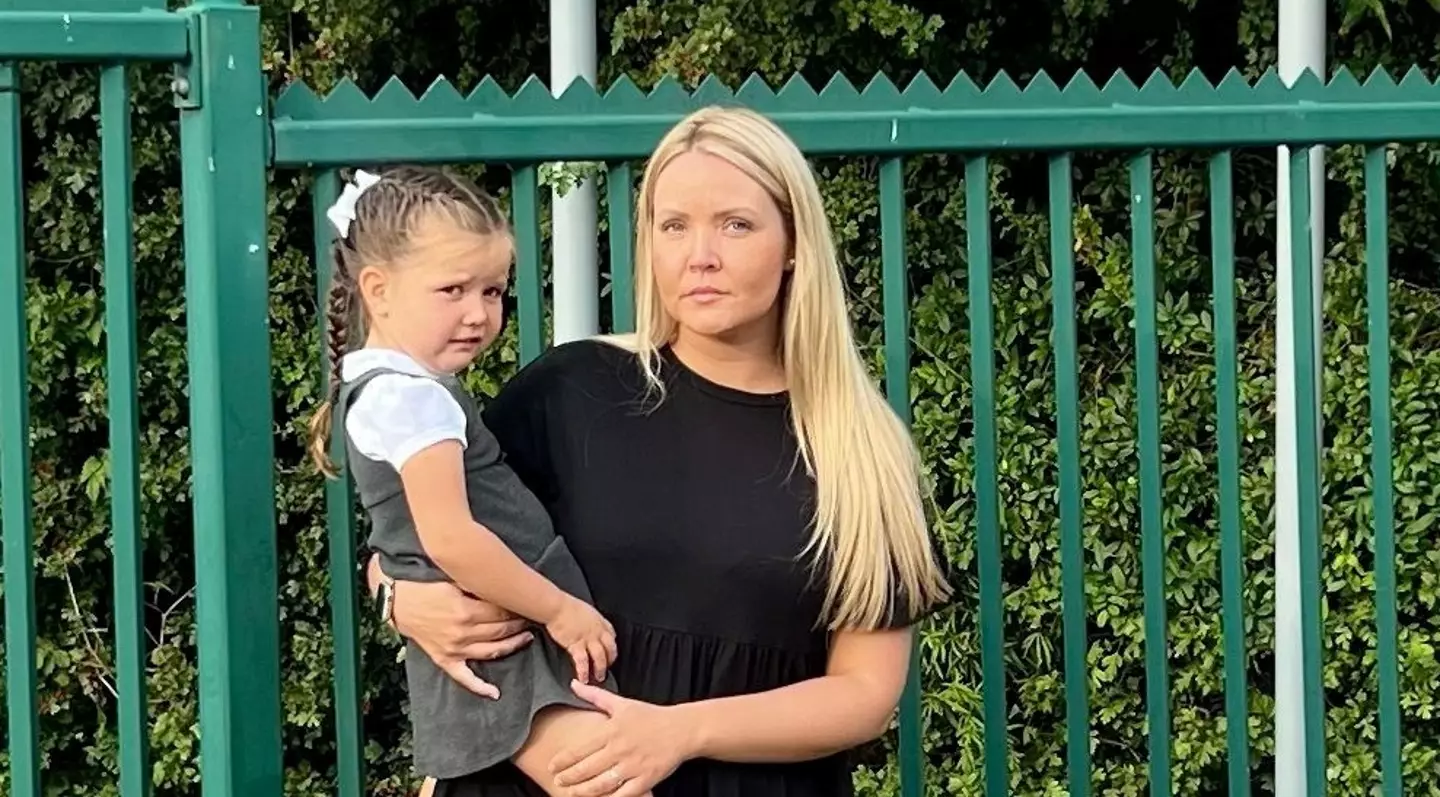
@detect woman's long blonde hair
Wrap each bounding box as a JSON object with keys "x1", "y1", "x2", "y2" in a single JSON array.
[{"x1": 605, "y1": 106, "x2": 951, "y2": 631}]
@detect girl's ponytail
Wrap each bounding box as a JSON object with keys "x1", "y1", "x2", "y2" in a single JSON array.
[{"x1": 307, "y1": 240, "x2": 357, "y2": 479}]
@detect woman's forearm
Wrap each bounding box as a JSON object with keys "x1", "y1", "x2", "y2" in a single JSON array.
[
  {"x1": 667, "y1": 629, "x2": 911, "y2": 765},
  {"x1": 671, "y1": 673, "x2": 896, "y2": 764}
]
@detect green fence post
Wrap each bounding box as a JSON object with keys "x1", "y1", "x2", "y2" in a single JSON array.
[
  {"x1": 175, "y1": 2, "x2": 283, "y2": 795},
  {"x1": 0, "y1": 60, "x2": 41, "y2": 797}
]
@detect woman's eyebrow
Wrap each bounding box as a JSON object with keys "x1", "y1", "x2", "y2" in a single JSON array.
[
  {"x1": 714, "y1": 205, "x2": 759, "y2": 216},
  {"x1": 655, "y1": 205, "x2": 760, "y2": 217}
]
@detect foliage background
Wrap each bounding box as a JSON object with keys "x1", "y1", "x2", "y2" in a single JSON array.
[{"x1": 2, "y1": 0, "x2": 1438, "y2": 794}]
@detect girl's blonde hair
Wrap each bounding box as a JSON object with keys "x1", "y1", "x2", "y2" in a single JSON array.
[
  {"x1": 606, "y1": 106, "x2": 951, "y2": 631},
  {"x1": 306, "y1": 165, "x2": 510, "y2": 478}
]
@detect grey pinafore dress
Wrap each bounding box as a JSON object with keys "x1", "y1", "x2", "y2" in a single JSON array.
[{"x1": 339, "y1": 366, "x2": 612, "y2": 780}]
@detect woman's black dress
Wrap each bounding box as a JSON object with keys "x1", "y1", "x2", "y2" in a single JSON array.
[{"x1": 433, "y1": 339, "x2": 915, "y2": 797}]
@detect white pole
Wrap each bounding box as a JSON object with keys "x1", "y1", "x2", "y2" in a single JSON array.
[
  {"x1": 1275, "y1": 0, "x2": 1325, "y2": 793},
  {"x1": 549, "y1": 0, "x2": 599, "y2": 343}
]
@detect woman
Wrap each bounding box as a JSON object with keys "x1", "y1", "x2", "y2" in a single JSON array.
[{"x1": 368, "y1": 105, "x2": 952, "y2": 796}]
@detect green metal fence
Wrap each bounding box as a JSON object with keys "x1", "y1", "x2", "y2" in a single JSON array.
[{"x1": 0, "y1": 1, "x2": 1418, "y2": 796}]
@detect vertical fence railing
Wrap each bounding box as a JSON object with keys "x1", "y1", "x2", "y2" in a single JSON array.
[
  {"x1": 1285, "y1": 147, "x2": 1329, "y2": 796},
  {"x1": 0, "y1": 59, "x2": 40, "y2": 797},
  {"x1": 1129, "y1": 150, "x2": 1172, "y2": 797},
  {"x1": 175, "y1": 0, "x2": 285, "y2": 791},
  {"x1": 1048, "y1": 150, "x2": 1093, "y2": 797},
  {"x1": 511, "y1": 165, "x2": 546, "y2": 364},
  {"x1": 312, "y1": 168, "x2": 366, "y2": 797},
  {"x1": 1208, "y1": 149, "x2": 1253, "y2": 797},
  {"x1": 1363, "y1": 145, "x2": 1403, "y2": 797},
  {"x1": 965, "y1": 154, "x2": 1010, "y2": 797},
  {"x1": 877, "y1": 155, "x2": 925, "y2": 795},
  {"x1": 606, "y1": 162, "x2": 636, "y2": 332},
  {"x1": 100, "y1": 61, "x2": 152, "y2": 797}
]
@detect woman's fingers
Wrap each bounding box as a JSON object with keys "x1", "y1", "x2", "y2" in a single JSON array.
[
  {"x1": 458, "y1": 629, "x2": 533, "y2": 662},
  {"x1": 457, "y1": 618, "x2": 531, "y2": 646},
  {"x1": 442, "y1": 660, "x2": 500, "y2": 699},
  {"x1": 612, "y1": 779, "x2": 652, "y2": 797},
  {"x1": 549, "y1": 730, "x2": 610, "y2": 776},
  {"x1": 388, "y1": 578, "x2": 537, "y2": 695},
  {"x1": 556, "y1": 751, "x2": 622, "y2": 796}
]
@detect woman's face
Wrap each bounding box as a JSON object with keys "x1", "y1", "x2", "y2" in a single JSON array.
[{"x1": 648, "y1": 149, "x2": 790, "y2": 346}]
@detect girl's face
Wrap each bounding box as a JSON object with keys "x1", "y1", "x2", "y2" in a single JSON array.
[
  {"x1": 648, "y1": 149, "x2": 791, "y2": 349},
  {"x1": 358, "y1": 215, "x2": 512, "y2": 375}
]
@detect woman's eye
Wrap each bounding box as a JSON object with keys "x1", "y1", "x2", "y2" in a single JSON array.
[{"x1": 725, "y1": 218, "x2": 752, "y2": 232}]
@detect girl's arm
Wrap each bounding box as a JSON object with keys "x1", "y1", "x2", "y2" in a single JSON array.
[
  {"x1": 673, "y1": 626, "x2": 911, "y2": 762},
  {"x1": 398, "y1": 440, "x2": 570, "y2": 626}
]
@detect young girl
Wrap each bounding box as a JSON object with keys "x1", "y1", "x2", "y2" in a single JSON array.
[{"x1": 306, "y1": 165, "x2": 639, "y2": 796}]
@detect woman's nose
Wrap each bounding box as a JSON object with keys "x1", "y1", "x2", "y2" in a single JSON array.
[{"x1": 687, "y1": 233, "x2": 719, "y2": 271}]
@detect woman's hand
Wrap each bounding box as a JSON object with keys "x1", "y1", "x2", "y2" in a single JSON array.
[
  {"x1": 549, "y1": 680, "x2": 693, "y2": 796},
  {"x1": 374, "y1": 557, "x2": 535, "y2": 697}
]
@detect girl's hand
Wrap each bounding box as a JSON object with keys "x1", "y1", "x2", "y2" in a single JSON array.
[
  {"x1": 549, "y1": 680, "x2": 691, "y2": 796},
  {"x1": 384, "y1": 566, "x2": 535, "y2": 697},
  {"x1": 544, "y1": 596, "x2": 619, "y2": 684}
]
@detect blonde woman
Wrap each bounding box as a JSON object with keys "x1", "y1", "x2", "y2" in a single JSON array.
[{"x1": 368, "y1": 106, "x2": 951, "y2": 797}]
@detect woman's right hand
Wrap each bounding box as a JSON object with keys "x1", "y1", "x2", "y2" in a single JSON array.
[{"x1": 372, "y1": 557, "x2": 535, "y2": 697}]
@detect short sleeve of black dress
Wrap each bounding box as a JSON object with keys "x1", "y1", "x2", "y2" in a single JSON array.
[
  {"x1": 479, "y1": 348, "x2": 561, "y2": 504},
  {"x1": 472, "y1": 340, "x2": 865, "y2": 797}
]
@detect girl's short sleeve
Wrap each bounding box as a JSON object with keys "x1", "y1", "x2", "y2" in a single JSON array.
[{"x1": 345, "y1": 374, "x2": 468, "y2": 471}]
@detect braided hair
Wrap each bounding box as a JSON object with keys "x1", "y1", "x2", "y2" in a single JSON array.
[{"x1": 307, "y1": 165, "x2": 510, "y2": 478}]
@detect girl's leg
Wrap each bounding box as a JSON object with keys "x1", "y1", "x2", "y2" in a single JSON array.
[
  {"x1": 511, "y1": 706, "x2": 654, "y2": 797},
  {"x1": 420, "y1": 778, "x2": 437, "y2": 797}
]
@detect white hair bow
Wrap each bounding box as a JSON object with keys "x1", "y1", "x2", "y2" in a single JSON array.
[{"x1": 325, "y1": 169, "x2": 382, "y2": 238}]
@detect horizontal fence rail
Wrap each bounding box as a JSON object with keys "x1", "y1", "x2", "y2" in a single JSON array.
[
  {"x1": 0, "y1": 4, "x2": 1416, "y2": 795},
  {"x1": 271, "y1": 67, "x2": 1440, "y2": 166},
  {"x1": 0, "y1": 0, "x2": 188, "y2": 63},
  {"x1": 0, "y1": 12, "x2": 188, "y2": 61}
]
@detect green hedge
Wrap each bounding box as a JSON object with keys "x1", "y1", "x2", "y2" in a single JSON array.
[{"x1": 2, "y1": 1, "x2": 1437, "y2": 795}]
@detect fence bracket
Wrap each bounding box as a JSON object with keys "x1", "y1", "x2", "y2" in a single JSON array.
[
  {"x1": 0, "y1": 64, "x2": 15, "y2": 93},
  {"x1": 171, "y1": 14, "x2": 202, "y2": 110}
]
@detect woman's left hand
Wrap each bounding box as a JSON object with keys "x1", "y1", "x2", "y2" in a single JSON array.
[{"x1": 549, "y1": 680, "x2": 692, "y2": 796}]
